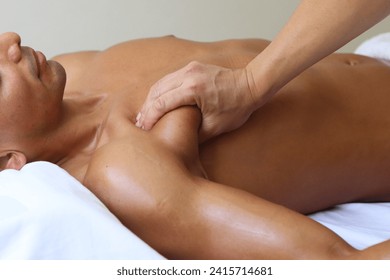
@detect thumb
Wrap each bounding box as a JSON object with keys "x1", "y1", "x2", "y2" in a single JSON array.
[
  {"x1": 137, "y1": 89, "x2": 196, "y2": 130},
  {"x1": 198, "y1": 118, "x2": 221, "y2": 143},
  {"x1": 137, "y1": 98, "x2": 167, "y2": 130}
]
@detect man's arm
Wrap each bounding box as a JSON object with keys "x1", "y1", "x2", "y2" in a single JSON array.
[
  {"x1": 85, "y1": 107, "x2": 389, "y2": 259},
  {"x1": 136, "y1": 0, "x2": 390, "y2": 141}
]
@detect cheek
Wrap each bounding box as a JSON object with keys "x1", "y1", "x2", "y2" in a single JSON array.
[
  {"x1": 1, "y1": 61, "x2": 35, "y2": 96},
  {"x1": 2, "y1": 80, "x2": 40, "y2": 124},
  {"x1": 1, "y1": 65, "x2": 65, "y2": 127}
]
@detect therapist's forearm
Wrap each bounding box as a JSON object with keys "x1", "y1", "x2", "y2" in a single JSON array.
[{"x1": 246, "y1": 0, "x2": 390, "y2": 106}]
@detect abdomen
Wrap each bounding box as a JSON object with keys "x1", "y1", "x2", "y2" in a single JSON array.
[{"x1": 199, "y1": 54, "x2": 390, "y2": 213}]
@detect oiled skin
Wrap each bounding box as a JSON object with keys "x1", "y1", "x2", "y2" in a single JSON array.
[{"x1": 51, "y1": 36, "x2": 390, "y2": 259}]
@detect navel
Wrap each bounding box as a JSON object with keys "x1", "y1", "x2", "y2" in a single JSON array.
[{"x1": 345, "y1": 59, "x2": 360, "y2": 66}]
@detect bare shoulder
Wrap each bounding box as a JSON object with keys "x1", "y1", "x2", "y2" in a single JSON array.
[
  {"x1": 83, "y1": 106, "x2": 203, "y2": 214},
  {"x1": 82, "y1": 107, "x2": 204, "y2": 254}
]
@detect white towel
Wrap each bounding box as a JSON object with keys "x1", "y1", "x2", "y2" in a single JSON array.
[
  {"x1": 0, "y1": 162, "x2": 164, "y2": 259},
  {"x1": 355, "y1": 32, "x2": 390, "y2": 60}
]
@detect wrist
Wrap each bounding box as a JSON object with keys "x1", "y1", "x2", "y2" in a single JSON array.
[
  {"x1": 244, "y1": 60, "x2": 277, "y2": 109},
  {"x1": 230, "y1": 68, "x2": 260, "y2": 115},
  {"x1": 245, "y1": 43, "x2": 299, "y2": 108}
]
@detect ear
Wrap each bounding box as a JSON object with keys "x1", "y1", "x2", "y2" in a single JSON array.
[{"x1": 0, "y1": 151, "x2": 27, "y2": 170}]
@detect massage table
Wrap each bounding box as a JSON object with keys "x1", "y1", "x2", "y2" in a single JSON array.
[{"x1": 0, "y1": 34, "x2": 389, "y2": 259}]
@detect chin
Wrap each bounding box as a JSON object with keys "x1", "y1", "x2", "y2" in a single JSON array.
[{"x1": 48, "y1": 60, "x2": 67, "y2": 94}]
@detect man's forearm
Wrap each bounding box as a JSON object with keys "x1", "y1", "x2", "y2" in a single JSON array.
[{"x1": 246, "y1": 0, "x2": 390, "y2": 106}]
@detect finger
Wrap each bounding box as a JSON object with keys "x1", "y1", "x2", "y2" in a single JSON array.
[
  {"x1": 139, "y1": 87, "x2": 197, "y2": 130},
  {"x1": 144, "y1": 72, "x2": 183, "y2": 107},
  {"x1": 139, "y1": 69, "x2": 188, "y2": 122},
  {"x1": 137, "y1": 82, "x2": 182, "y2": 129},
  {"x1": 145, "y1": 61, "x2": 202, "y2": 102}
]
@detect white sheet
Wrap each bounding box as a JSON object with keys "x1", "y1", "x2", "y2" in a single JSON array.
[
  {"x1": 355, "y1": 32, "x2": 390, "y2": 61},
  {"x1": 309, "y1": 203, "x2": 390, "y2": 250},
  {"x1": 1, "y1": 161, "x2": 389, "y2": 259},
  {"x1": 0, "y1": 162, "x2": 164, "y2": 260}
]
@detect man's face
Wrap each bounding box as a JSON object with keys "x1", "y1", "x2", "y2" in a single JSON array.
[{"x1": 0, "y1": 32, "x2": 66, "y2": 143}]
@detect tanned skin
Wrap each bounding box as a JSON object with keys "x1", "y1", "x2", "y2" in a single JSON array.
[{"x1": 1, "y1": 32, "x2": 390, "y2": 259}]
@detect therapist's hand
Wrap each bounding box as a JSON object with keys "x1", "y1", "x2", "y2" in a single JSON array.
[{"x1": 136, "y1": 61, "x2": 258, "y2": 142}]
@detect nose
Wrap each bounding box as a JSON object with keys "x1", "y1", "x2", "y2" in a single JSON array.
[
  {"x1": 0, "y1": 32, "x2": 22, "y2": 62},
  {"x1": 0, "y1": 32, "x2": 21, "y2": 47}
]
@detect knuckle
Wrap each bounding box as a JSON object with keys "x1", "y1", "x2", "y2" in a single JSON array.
[
  {"x1": 153, "y1": 98, "x2": 166, "y2": 112},
  {"x1": 150, "y1": 84, "x2": 161, "y2": 98},
  {"x1": 186, "y1": 61, "x2": 203, "y2": 72},
  {"x1": 187, "y1": 80, "x2": 204, "y2": 95}
]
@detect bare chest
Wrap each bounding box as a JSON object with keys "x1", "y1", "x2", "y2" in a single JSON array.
[{"x1": 60, "y1": 111, "x2": 139, "y2": 184}]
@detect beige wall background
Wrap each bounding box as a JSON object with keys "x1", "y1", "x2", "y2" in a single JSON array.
[{"x1": 0, "y1": 0, "x2": 389, "y2": 58}]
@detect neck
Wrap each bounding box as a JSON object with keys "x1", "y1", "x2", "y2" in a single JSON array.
[{"x1": 37, "y1": 91, "x2": 110, "y2": 166}]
